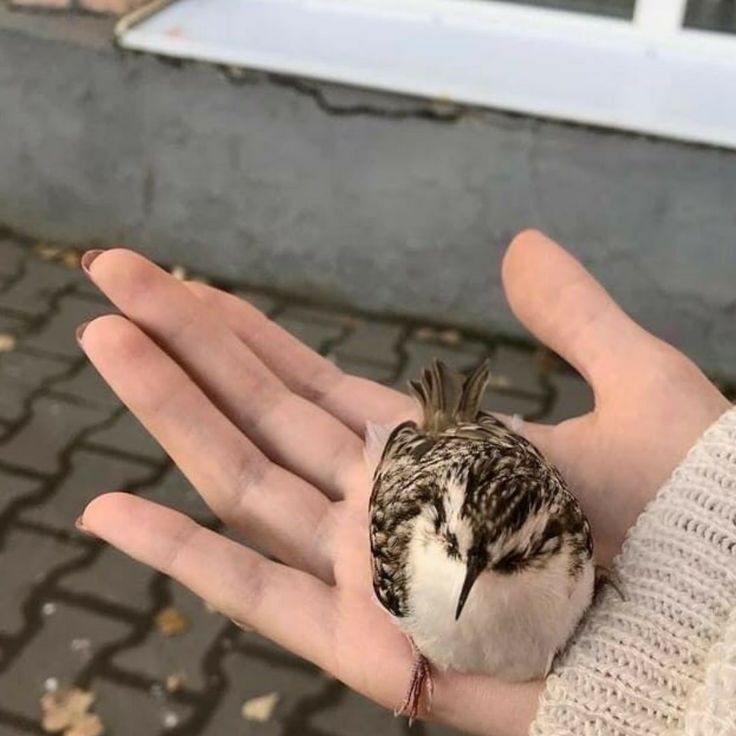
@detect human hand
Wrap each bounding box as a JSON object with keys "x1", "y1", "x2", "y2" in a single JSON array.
[
  {"x1": 499, "y1": 232, "x2": 730, "y2": 566},
  {"x1": 76, "y1": 230, "x2": 729, "y2": 736}
]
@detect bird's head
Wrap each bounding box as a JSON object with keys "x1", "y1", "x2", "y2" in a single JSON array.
[
  {"x1": 420, "y1": 461, "x2": 580, "y2": 623},
  {"x1": 427, "y1": 480, "x2": 570, "y2": 621},
  {"x1": 451, "y1": 511, "x2": 569, "y2": 620}
]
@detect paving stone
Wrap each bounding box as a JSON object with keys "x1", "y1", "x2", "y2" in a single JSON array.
[
  {"x1": 0, "y1": 470, "x2": 41, "y2": 516},
  {"x1": 308, "y1": 684, "x2": 407, "y2": 736},
  {"x1": 0, "y1": 239, "x2": 27, "y2": 281},
  {"x1": 0, "y1": 258, "x2": 81, "y2": 318},
  {"x1": 199, "y1": 632, "x2": 328, "y2": 735},
  {"x1": 333, "y1": 320, "x2": 403, "y2": 365},
  {"x1": 275, "y1": 316, "x2": 345, "y2": 354},
  {"x1": 21, "y1": 448, "x2": 154, "y2": 528},
  {"x1": 425, "y1": 723, "x2": 466, "y2": 736},
  {"x1": 114, "y1": 582, "x2": 227, "y2": 692},
  {"x1": 94, "y1": 677, "x2": 194, "y2": 736},
  {"x1": 0, "y1": 603, "x2": 130, "y2": 720},
  {"x1": 481, "y1": 388, "x2": 545, "y2": 419},
  {"x1": 0, "y1": 349, "x2": 71, "y2": 388},
  {"x1": 278, "y1": 304, "x2": 354, "y2": 327},
  {"x1": 233, "y1": 289, "x2": 281, "y2": 316},
  {"x1": 0, "y1": 350, "x2": 72, "y2": 424},
  {"x1": 50, "y1": 363, "x2": 121, "y2": 410},
  {"x1": 84, "y1": 410, "x2": 167, "y2": 463},
  {"x1": 20, "y1": 295, "x2": 112, "y2": 359},
  {"x1": 0, "y1": 398, "x2": 111, "y2": 475},
  {"x1": 0, "y1": 529, "x2": 84, "y2": 636},
  {"x1": 138, "y1": 466, "x2": 214, "y2": 525},
  {"x1": 332, "y1": 355, "x2": 396, "y2": 385},
  {"x1": 92, "y1": 678, "x2": 194, "y2": 735},
  {"x1": 490, "y1": 344, "x2": 545, "y2": 396},
  {"x1": 393, "y1": 339, "x2": 487, "y2": 390},
  {"x1": 0, "y1": 313, "x2": 29, "y2": 336},
  {"x1": 543, "y1": 369, "x2": 595, "y2": 423},
  {"x1": 0, "y1": 719, "x2": 27, "y2": 735},
  {"x1": 59, "y1": 546, "x2": 157, "y2": 614},
  {"x1": 0, "y1": 380, "x2": 38, "y2": 428}
]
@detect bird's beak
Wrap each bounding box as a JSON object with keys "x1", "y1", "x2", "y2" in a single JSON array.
[{"x1": 455, "y1": 556, "x2": 484, "y2": 621}]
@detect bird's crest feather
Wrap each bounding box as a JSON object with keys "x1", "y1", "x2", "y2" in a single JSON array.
[{"x1": 409, "y1": 359, "x2": 491, "y2": 434}]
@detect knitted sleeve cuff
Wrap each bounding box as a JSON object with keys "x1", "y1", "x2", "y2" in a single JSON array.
[{"x1": 531, "y1": 406, "x2": 736, "y2": 736}]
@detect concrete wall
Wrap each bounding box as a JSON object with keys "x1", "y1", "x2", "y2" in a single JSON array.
[{"x1": 1, "y1": 8, "x2": 735, "y2": 378}]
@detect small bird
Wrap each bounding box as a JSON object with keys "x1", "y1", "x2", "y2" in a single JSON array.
[{"x1": 367, "y1": 359, "x2": 596, "y2": 722}]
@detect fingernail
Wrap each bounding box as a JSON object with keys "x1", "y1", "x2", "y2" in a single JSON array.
[
  {"x1": 75, "y1": 515, "x2": 96, "y2": 538},
  {"x1": 75, "y1": 321, "x2": 90, "y2": 344},
  {"x1": 81, "y1": 249, "x2": 103, "y2": 275}
]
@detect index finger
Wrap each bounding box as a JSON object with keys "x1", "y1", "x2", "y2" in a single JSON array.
[{"x1": 187, "y1": 282, "x2": 416, "y2": 433}]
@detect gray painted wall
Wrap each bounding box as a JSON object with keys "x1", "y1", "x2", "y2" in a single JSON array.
[{"x1": 1, "y1": 9, "x2": 734, "y2": 377}]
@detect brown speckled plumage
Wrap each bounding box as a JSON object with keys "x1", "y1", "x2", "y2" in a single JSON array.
[{"x1": 369, "y1": 360, "x2": 593, "y2": 619}]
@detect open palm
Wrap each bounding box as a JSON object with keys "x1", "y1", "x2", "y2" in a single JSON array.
[{"x1": 78, "y1": 230, "x2": 729, "y2": 736}]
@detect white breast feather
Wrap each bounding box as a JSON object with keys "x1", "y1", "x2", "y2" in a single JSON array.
[{"x1": 399, "y1": 491, "x2": 594, "y2": 680}]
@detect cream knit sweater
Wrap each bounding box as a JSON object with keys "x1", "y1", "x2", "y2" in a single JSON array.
[{"x1": 532, "y1": 407, "x2": 736, "y2": 736}]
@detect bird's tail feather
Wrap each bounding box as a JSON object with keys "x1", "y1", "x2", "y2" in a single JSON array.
[{"x1": 409, "y1": 359, "x2": 491, "y2": 433}]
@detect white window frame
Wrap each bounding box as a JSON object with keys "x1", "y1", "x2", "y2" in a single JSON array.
[{"x1": 117, "y1": 0, "x2": 736, "y2": 149}]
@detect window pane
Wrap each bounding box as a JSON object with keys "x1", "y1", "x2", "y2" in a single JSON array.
[
  {"x1": 487, "y1": 0, "x2": 634, "y2": 19},
  {"x1": 685, "y1": 0, "x2": 736, "y2": 33}
]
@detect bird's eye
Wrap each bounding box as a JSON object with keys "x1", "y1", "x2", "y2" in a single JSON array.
[
  {"x1": 445, "y1": 532, "x2": 460, "y2": 559},
  {"x1": 535, "y1": 519, "x2": 563, "y2": 556},
  {"x1": 432, "y1": 498, "x2": 446, "y2": 533}
]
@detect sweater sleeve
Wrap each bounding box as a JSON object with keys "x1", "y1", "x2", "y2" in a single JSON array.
[{"x1": 531, "y1": 406, "x2": 736, "y2": 736}]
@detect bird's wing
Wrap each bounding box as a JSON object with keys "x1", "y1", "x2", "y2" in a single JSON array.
[{"x1": 369, "y1": 423, "x2": 439, "y2": 617}]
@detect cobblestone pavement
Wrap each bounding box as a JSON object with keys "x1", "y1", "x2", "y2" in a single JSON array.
[{"x1": 0, "y1": 232, "x2": 725, "y2": 736}]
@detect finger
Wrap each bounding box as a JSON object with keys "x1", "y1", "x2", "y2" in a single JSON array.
[
  {"x1": 79, "y1": 314, "x2": 333, "y2": 580},
  {"x1": 85, "y1": 249, "x2": 364, "y2": 500},
  {"x1": 82, "y1": 493, "x2": 336, "y2": 670},
  {"x1": 502, "y1": 230, "x2": 652, "y2": 389},
  {"x1": 186, "y1": 282, "x2": 416, "y2": 432}
]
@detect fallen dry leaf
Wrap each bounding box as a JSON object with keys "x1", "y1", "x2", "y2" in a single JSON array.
[
  {"x1": 65, "y1": 713, "x2": 103, "y2": 736},
  {"x1": 414, "y1": 326, "x2": 436, "y2": 342},
  {"x1": 41, "y1": 688, "x2": 95, "y2": 733},
  {"x1": 0, "y1": 333, "x2": 16, "y2": 352},
  {"x1": 438, "y1": 328, "x2": 462, "y2": 346},
  {"x1": 165, "y1": 673, "x2": 185, "y2": 693},
  {"x1": 33, "y1": 243, "x2": 82, "y2": 269},
  {"x1": 487, "y1": 373, "x2": 511, "y2": 389},
  {"x1": 62, "y1": 251, "x2": 82, "y2": 269},
  {"x1": 154, "y1": 606, "x2": 188, "y2": 636},
  {"x1": 34, "y1": 243, "x2": 62, "y2": 260},
  {"x1": 241, "y1": 692, "x2": 279, "y2": 722}
]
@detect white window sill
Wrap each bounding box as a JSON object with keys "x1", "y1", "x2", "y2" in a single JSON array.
[{"x1": 117, "y1": 0, "x2": 736, "y2": 149}]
